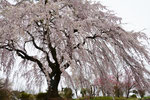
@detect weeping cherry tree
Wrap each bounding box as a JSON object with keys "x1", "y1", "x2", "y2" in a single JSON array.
[{"x1": 0, "y1": 0, "x2": 150, "y2": 98}]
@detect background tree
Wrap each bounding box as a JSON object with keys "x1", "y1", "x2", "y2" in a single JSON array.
[
  {"x1": 138, "y1": 89, "x2": 145, "y2": 98},
  {"x1": 0, "y1": 0, "x2": 150, "y2": 99},
  {"x1": 111, "y1": 69, "x2": 124, "y2": 97},
  {"x1": 94, "y1": 77, "x2": 111, "y2": 96},
  {"x1": 136, "y1": 85, "x2": 146, "y2": 98},
  {"x1": 122, "y1": 68, "x2": 136, "y2": 98}
]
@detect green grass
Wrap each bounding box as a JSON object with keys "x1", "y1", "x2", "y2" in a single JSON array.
[
  {"x1": 142, "y1": 96, "x2": 150, "y2": 100},
  {"x1": 74, "y1": 96, "x2": 140, "y2": 100}
]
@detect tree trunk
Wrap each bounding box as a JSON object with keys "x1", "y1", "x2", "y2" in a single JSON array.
[
  {"x1": 126, "y1": 90, "x2": 129, "y2": 98},
  {"x1": 46, "y1": 66, "x2": 62, "y2": 99}
]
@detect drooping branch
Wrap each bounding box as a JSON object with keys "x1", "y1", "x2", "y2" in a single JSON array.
[
  {"x1": 16, "y1": 49, "x2": 45, "y2": 73},
  {"x1": 1, "y1": 0, "x2": 150, "y2": 97},
  {"x1": 1, "y1": 41, "x2": 50, "y2": 79}
]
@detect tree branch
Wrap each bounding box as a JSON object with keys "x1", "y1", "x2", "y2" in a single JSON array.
[
  {"x1": 26, "y1": 31, "x2": 55, "y2": 69},
  {"x1": 26, "y1": 31, "x2": 44, "y2": 51},
  {"x1": 15, "y1": 49, "x2": 47, "y2": 75},
  {"x1": 45, "y1": 29, "x2": 58, "y2": 65}
]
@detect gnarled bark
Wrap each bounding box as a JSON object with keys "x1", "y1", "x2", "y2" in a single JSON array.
[{"x1": 47, "y1": 68, "x2": 61, "y2": 98}]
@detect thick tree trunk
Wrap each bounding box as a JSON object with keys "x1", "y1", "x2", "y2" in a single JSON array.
[{"x1": 46, "y1": 66, "x2": 62, "y2": 99}]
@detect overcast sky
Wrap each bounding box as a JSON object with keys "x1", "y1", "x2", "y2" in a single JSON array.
[{"x1": 95, "y1": 0, "x2": 150, "y2": 36}]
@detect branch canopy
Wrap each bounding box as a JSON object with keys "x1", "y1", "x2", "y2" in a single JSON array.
[{"x1": 0, "y1": 0, "x2": 150, "y2": 93}]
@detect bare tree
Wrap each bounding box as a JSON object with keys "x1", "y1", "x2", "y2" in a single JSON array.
[{"x1": 0, "y1": 0, "x2": 150, "y2": 98}]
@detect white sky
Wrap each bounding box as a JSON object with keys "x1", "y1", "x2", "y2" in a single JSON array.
[{"x1": 96, "y1": 0, "x2": 150, "y2": 35}]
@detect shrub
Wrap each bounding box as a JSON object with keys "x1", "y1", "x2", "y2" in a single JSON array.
[
  {"x1": 11, "y1": 90, "x2": 21, "y2": 100},
  {"x1": 81, "y1": 88, "x2": 87, "y2": 97},
  {"x1": 19, "y1": 91, "x2": 35, "y2": 100},
  {"x1": 63, "y1": 88, "x2": 73, "y2": 99},
  {"x1": 130, "y1": 94, "x2": 137, "y2": 98},
  {"x1": 0, "y1": 89, "x2": 12, "y2": 100},
  {"x1": 0, "y1": 78, "x2": 12, "y2": 100},
  {"x1": 36, "y1": 92, "x2": 47, "y2": 100}
]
